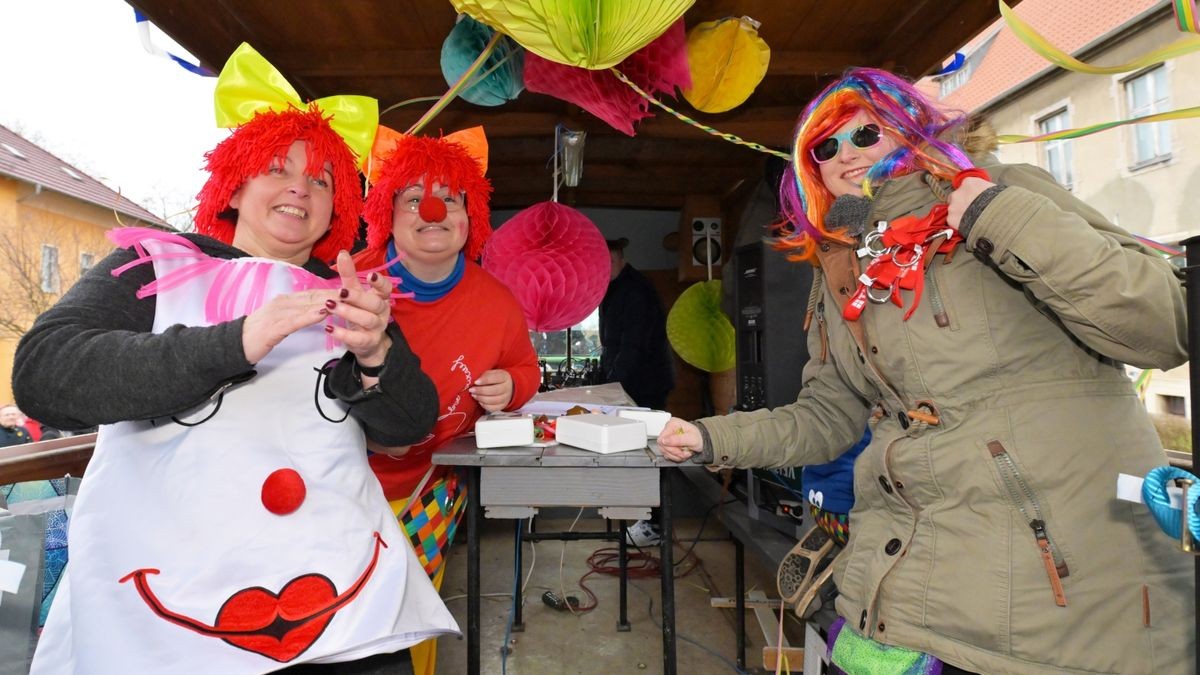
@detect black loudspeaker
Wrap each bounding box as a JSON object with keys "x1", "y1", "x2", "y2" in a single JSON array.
[
  {"x1": 690, "y1": 217, "x2": 722, "y2": 266},
  {"x1": 733, "y1": 241, "x2": 814, "y2": 410}
]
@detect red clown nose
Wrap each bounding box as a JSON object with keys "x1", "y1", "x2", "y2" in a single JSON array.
[{"x1": 418, "y1": 196, "x2": 447, "y2": 223}]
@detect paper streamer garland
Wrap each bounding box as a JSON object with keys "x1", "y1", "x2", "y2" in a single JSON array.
[
  {"x1": 667, "y1": 280, "x2": 736, "y2": 373},
  {"x1": 994, "y1": 0, "x2": 1200, "y2": 146},
  {"x1": 450, "y1": 0, "x2": 694, "y2": 70},
  {"x1": 997, "y1": 106, "x2": 1200, "y2": 145},
  {"x1": 933, "y1": 53, "x2": 966, "y2": 76},
  {"x1": 611, "y1": 67, "x2": 789, "y2": 159},
  {"x1": 481, "y1": 201, "x2": 610, "y2": 331},
  {"x1": 441, "y1": 15, "x2": 524, "y2": 107},
  {"x1": 999, "y1": 0, "x2": 1200, "y2": 74},
  {"x1": 133, "y1": 10, "x2": 214, "y2": 76},
  {"x1": 1177, "y1": 0, "x2": 1199, "y2": 33},
  {"x1": 683, "y1": 16, "x2": 770, "y2": 114}
]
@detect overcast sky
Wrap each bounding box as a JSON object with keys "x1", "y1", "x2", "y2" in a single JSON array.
[{"x1": 1, "y1": 0, "x2": 226, "y2": 227}]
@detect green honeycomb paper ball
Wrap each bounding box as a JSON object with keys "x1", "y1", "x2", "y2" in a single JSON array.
[{"x1": 667, "y1": 280, "x2": 735, "y2": 373}]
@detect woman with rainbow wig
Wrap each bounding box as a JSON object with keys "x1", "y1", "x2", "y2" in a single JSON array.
[
  {"x1": 660, "y1": 68, "x2": 1192, "y2": 674},
  {"x1": 14, "y1": 45, "x2": 455, "y2": 674}
]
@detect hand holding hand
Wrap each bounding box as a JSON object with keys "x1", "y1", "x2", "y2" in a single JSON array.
[
  {"x1": 946, "y1": 176, "x2": 996, "y2": 231},
  {"x1": 470, "y1": 369, "x2": 514, "y2": 412},
  {"x1": 656, "y1": 418, "x2": 704, "y2": 463}
]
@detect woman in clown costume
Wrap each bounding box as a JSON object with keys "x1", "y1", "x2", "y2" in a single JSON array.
[
  {"x1": 14, "y1": 44, "x2": 456, "y2": 674},
  {"x1": 354, "y1": 127, "x2": 539, "y2": 674}
]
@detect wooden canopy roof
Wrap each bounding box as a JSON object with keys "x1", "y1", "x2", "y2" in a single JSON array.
[{"x1": 129, "y1": 0, "x2": 1012, "y2": 210}]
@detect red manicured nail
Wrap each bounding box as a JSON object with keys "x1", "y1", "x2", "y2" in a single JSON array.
[
  {"x1": 339, "y1": 288, "x2": 350, "y2": 299},
  {"x1": 319, "y1": 308, "x2": 329, "y2": 316},
  {"x1": 324, "y1": 324, "x2": 334, "y2": 333},
  {"x1": 325, "y1": 299, "x2": 337, "y2": 310},
  {"x1": 369, "y1": 272, "x2": 379, "y2": 282}
]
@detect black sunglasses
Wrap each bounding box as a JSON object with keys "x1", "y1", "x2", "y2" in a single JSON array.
[{"x1": 810, "y1": 124, "x2": 883, "y2": 163}]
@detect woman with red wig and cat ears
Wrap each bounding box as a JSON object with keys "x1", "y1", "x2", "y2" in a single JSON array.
[
  {"x1": 15, "y1": 44, "x2": 454, "y2": 674},
  {"x1": 657, "y1": 68, "x2": 1191, "y2": 674},
  {"x1": 355, "y1": 127, "x2": 539, "y2": 673}
]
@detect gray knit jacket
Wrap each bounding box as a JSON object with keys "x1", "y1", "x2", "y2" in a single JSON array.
[{"x1": 13, "y1": 234, "x2": 437, "y2": 446}]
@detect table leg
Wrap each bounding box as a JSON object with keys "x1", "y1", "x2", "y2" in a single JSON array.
[
  {"x1": 512, "y1": 519, "x2": 525, "y2": 631},
  {"x1": 736, "y1": 536, "x2": 745, "y2": 670},
  {"x1": 467, "y1": 466, "x2": 481, "y2": 675},
  {"x1": 660, "y1": 468, "x2": 676, "y2": 675},
  {"x1": 617, "y1": 519, "x2": 630, "y2": 631}
]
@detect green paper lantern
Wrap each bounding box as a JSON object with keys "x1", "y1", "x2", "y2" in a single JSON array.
[
  {"x1": 451, "y1": 0, "x2": 693, "y2": 70},
  {"x1": 441, "y1": 15, "x2": 524, "y2": 107},
  {"x1": 667, "y1": 280, "x2": 735, "y2": 373}
]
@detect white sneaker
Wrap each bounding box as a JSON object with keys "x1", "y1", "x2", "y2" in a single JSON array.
[{"x1": 625, "y1": 520, "x2": 663, "y2": 547}]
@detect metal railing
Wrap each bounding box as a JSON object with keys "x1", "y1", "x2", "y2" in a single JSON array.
[{"x1": 0, "y1": 433, "x2": 96, "y2": 484}]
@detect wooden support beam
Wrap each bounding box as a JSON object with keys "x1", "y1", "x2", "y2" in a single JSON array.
[
  {"x1": 274, "y1": 50, "x2": 444, "y2": 78},
  {"x1": 710, "y1": 597, "x2": 784, "y2": 609},
  {"x1": 491, "y1": 191, "x2": 685, "y2": 210},
  {"x1": 763, "y1": 646, "x2": 807, "y2": 672},
  {"x1": 747, "y1": 590, "x2": 802, "y2": 671}
]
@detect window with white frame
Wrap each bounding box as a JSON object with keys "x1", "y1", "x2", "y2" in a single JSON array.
[
  {"x1": 80, "y1": 252, "x2": 95, "y2": 275},
  {"x1": 1124, "y1": 66, "x2": 1171, "y2": 167},
  {"x1": 41, "y1": 244, "x2": 60, "y2": 293},
  {"x1": 939, "y1": 61, "x2": 973, "y2": 98},
  {"x1": 1037, "y1": 108, "x2": 1073, "y2": 189}
]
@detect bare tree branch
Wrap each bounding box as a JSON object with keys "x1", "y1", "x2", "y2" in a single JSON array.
[{"x1": 0, "y1": 227, "x2": 83, "y2": 338}]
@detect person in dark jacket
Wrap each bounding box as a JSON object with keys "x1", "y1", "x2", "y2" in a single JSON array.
[
  {"x1": 0, "y1": 404, "x2": 32, "y2": 447},
  {"x1": 599, "y1": 238, "x2": 675, "y2": 547},
  {"x1": 598, "y1": 238, "x2": 674, "y2": 410}
]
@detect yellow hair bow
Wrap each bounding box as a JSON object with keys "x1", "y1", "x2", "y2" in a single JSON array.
[{"x1": 214, "y1": 43, "x2": 378, "y2": 169}]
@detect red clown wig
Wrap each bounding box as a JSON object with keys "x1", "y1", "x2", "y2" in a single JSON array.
[
  {"x1": 361, "y1": 133, "x2": 492, "y2": 261},
  {"x1": 194, "y1": 104, "x2": 363, "y2": 263}
]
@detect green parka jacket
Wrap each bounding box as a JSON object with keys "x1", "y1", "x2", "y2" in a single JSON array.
[{"x1": 697, "y1": 158, "x2": 1194, "y2": 674}]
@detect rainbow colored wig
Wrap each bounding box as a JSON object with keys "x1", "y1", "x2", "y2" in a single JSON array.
[
  {"x1": 361, "y1": 134, "x2": 493, "y2": 261},
  {"x1": 777, "y1": 68, "x2": 973, "y2": 262},
  {"x1": 195, "y1": 104, "x2": 362, "y2": 263}
]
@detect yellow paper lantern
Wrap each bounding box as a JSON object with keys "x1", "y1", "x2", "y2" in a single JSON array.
[
  {"x1": 683, "y1": 16, "x2": 770, "y2": 113},
  {"x1": 450, "y1": 0, "x2": 694, "y2": 70}
]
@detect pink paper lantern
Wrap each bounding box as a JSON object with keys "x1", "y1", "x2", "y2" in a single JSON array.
[
  {"x1": 523, "y1": 19, "x2": 690, "y2": 136},
  {"x1": 482, "y1": 201, "x2": 610, "y2": 331}
]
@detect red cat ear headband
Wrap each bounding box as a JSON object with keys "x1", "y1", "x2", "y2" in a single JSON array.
[
  {"x1": 195, "y1": 43, "x2": 378, "y2": 262},
  {"x1": 361, "y1": 126, "x2": 493, "y2": 261}
]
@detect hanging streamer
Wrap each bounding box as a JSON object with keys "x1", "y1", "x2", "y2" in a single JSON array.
[
  {"x1": 610, "y1": 68, "x2": 789, "y2": 159},
  {"x1": 933, "y1": 53, "x2": 966, "y2": 76},
  {"x1": 133, "y1": 10, "x2": 214, "y2": 77},
  {"x1": 999, "y1": 0, "x2": 1200, "y2": 75},
  {"x1": 997, "y1": 106, "x2": 1200, "y2": 144},
  {"x1": 1134, "y1": 236, "x2": 1184, "y2": 257},
  {"x1": 1133, "y1": 369, "x2": 1154, "y2": 401},
  {"x1": 1176, "y1": 0, "x2": 1199, "y2": 33}
]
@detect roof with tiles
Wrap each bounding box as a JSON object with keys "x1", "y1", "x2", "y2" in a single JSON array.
[
  {"x1": 0, "y1": 123, "x2": 168, "y2": 226},
  {"x1": 938, "y1": 0, "x2": 1164, "y2": 112}
]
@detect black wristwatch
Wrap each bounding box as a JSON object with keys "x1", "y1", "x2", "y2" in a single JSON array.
[{"x1": 354, "y1": 358, "x2": 386, "y2": 378}]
